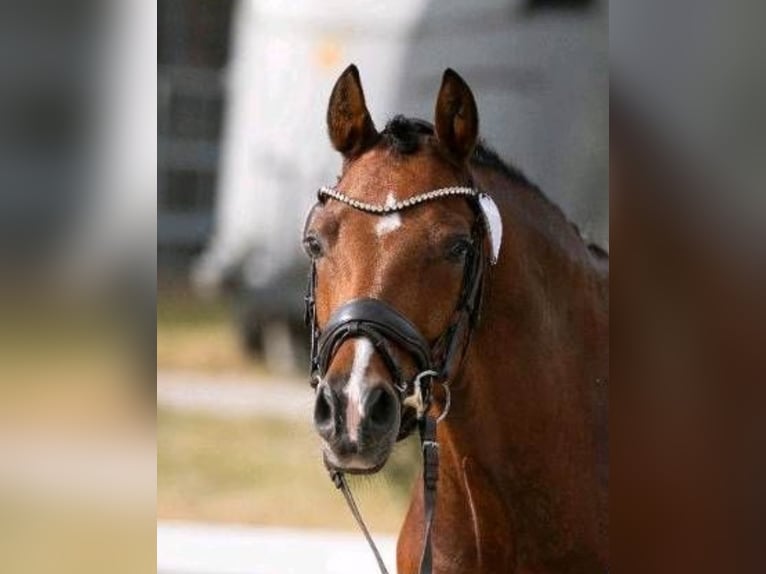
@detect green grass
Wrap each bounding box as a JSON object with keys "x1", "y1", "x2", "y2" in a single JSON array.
[{"x1": 158, "y1": 408, "x2": 421, "y2": 532}]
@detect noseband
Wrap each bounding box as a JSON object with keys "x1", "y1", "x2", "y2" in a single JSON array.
[
  {"x1": 304, "y1": 184, "x2": 499, "y2": 574},
  {"x1": 316, "y1": 299, "x2": 432, "y2": 391}
]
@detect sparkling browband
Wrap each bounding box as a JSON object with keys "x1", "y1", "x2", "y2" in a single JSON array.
[{"x1": 318, "y1": 185, "x2": 477, "y2": 214}]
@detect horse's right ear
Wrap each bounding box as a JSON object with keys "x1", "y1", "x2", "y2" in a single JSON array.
[{"x1": 326, "y1": 64, "x2": 379, "y2": 158}]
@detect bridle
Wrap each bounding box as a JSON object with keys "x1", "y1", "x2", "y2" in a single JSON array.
[{"x1": 304, "y1": 184, "x2": 499, "y2": 574}]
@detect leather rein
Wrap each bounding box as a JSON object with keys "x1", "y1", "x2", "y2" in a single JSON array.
[{"x1": 304, "y1": 184, "x2": 496, "y2": 574}]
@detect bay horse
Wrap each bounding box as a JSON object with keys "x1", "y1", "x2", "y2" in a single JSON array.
[{"x1": 303, "y1": 65, "x2": 608, "y2": 573}]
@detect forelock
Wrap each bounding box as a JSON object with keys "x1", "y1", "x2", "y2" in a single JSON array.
[{"x1": 380, "y1": 115, "x2": 434, "y2": 155}]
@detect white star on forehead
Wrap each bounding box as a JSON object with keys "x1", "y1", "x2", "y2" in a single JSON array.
[{"x1": 375, "y1": 193, "x2": 402, "y2": 237}]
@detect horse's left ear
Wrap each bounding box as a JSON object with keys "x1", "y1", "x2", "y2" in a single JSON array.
[{"x1": 434, "y1": 69, "x2": 479, "y2": 163}]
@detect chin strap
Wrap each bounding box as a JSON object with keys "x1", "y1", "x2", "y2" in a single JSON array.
[{"x1": 331, "y1": 413, "x2": 440, "y2": 574}]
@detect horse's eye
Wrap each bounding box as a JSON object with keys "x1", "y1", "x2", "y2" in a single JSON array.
[
  {"x1": 303, "y1": 235, "x2": 324, "y2": 259},
  {"x1": 446, "y1": 238, "x2": 472, "y2": 262}
]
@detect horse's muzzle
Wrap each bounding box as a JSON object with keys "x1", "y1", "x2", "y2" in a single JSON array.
[{"x1": 314, "y1": 373, "x2": 401, "y2": 472}]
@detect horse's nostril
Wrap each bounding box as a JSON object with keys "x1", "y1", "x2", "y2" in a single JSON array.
[
  {"x1": 365, "y1": 386, "x2": 397, "y2": 428},
  {"x1": 314, "y1": 388, "x2": 334, "y2": 432}
]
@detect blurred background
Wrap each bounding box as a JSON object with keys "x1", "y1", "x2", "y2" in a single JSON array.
[
  {"x1": 157, "y1": 0, "x2": 606, "y2": 572},
  {"x1": 0, "y1": 0, "x2": 763, "y2": 571},
  {"x1": 0, "y1": 1, "x2": 155, "y2": 573}
]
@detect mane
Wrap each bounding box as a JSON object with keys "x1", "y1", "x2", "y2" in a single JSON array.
[
  {"x1": 380, "y1": 116, "x2": 601, "y2": 252},
  {"x1": 381, "y1": 115, "x2": 533, "y2": 188}
]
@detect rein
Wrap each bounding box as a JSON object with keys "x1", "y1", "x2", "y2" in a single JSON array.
[{"x1": 304, "y1": 184, "x2": 498, "y2": 574}]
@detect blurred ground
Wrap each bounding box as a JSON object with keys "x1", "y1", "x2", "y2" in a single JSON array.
[
  {"x1": 0, "y1": 297, "x2": 155, "y2": 574},
  {"x1": 158, "y1": 521, "x2": 396, "y2": 574},
  {"x1": 157, "y1": 290, "x2": 421, "y2": 535},
  {"x1": 157, "y1": 289, "x2": 263, "y2": 374},
  {"x1": 157, "y1": 384, "x2": 420, "y2": 532}
]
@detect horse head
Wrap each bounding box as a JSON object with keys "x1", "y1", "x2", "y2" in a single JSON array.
[{"x1": 304, "y1": 64, "x2": 494, "y2": 473}]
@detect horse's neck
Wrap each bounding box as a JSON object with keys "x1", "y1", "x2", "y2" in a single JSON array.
[
  {"x1": 434, "y1": 175, "x2": 608, "y2": 565},
  {"x1": 453, "y1": 174, "x2": 605, "y2": 439}
]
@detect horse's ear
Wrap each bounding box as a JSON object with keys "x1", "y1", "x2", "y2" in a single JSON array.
[
  {"x1": 326, "y1": 64, "x2": 379, "y2": 158},
  {"x1": 434, "y1": 69, "x2": 478, "y2": 163}
]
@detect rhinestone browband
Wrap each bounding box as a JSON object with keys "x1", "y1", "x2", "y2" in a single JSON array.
[{"x1": 318, "y1": 185, "x2": 478, "y2": 214}]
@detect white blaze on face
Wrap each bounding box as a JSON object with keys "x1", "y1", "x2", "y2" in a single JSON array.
[
  {"x1": 375, "y1": 192, "x2": 402, "y2": 237},
  {"x1": 345, "y1": 338, "x2": 374, "y2": 442}
]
